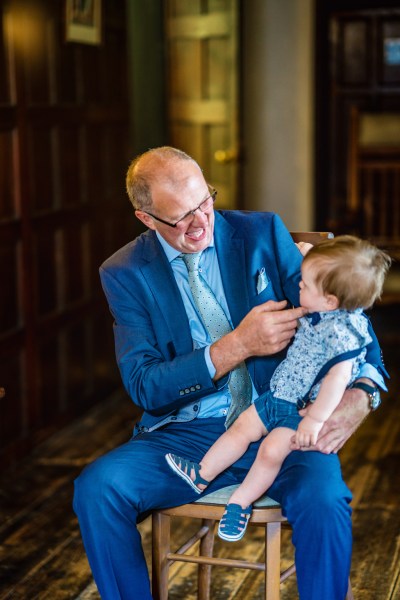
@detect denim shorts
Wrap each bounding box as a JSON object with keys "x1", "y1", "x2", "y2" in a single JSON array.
[{"x1": 254, "y1": 390, "x2": 301, "y2": 433}]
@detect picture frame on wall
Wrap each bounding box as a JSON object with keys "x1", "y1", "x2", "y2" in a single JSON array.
[{"x1": 65, "y1": 0, "x2": 102, "y2": 45}]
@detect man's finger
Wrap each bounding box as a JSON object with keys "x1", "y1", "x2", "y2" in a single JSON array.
[
  {"x1": 259, "y1": 306, "x2": 306, "y2": 324},
  {"x1": 259, "y1": 300, "x2": 288, "y2": 312}
]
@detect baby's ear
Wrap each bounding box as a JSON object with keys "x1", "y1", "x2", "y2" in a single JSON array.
[{"x1": 326, "y1": 294, "x2": 340, "y2": 309}]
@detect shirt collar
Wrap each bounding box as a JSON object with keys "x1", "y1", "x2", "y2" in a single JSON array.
[
  {"x1": 155, "y1": 230, "x2": 215, "y2": 263},
  {"x1": 305, "y1": 312, "x2": 322, "y2": 326},
  {"x1": 304, "y1": 308, "x2": 363, "y2": 326}
]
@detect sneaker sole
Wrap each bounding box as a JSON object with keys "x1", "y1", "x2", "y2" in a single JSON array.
[
  {"x1": 165, "y1": 453, "x2": 202, "y2": 495},
  {"x1": 218, "y1": 528, "x2": 247, "y2": 542}
]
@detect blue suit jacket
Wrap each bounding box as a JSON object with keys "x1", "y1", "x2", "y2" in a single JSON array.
[{"x1": 100, "y1": 210, "x2": 386, "y2": 433}]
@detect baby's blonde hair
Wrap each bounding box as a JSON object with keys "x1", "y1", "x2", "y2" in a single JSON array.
[{"x1": 302, "y1": 235, "x2": 391, "y2": 310}]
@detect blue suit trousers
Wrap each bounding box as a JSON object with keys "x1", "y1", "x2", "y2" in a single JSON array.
[{"x1": 73, "y1": 417, "x2": 352, "y2": 600}]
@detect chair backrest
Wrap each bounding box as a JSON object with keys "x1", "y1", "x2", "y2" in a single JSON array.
[
  {"x1": 290, "y1": 231, "x2": 334, "y2": 245},
  {"x1": 347, "y1": 106, "x2": 400, "y2": 254}
]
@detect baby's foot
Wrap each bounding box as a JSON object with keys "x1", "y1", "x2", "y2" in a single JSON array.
[
  {"x1": 218, "y1": 503, "x2": 253, "y2": 542},
  {"x1": 165, "y1": 453, "x2": 209, "y2": 494}
]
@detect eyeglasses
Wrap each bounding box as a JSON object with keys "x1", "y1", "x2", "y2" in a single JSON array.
[{"x1": 144, "y1": 186, "x2": 217, "y2": 228}]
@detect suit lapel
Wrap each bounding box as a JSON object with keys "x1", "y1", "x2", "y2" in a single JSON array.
[
  {"x1": 214, "y1": 213, "x2": 254, "y2": 382},
  {"x1": 140, "y1": 233, "x2": 194, "y2": 354},
  {"x1": 214, "y1": 212, "x2": 250, "y2": 328}
]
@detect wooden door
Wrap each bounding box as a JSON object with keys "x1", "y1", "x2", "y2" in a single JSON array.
[{"x1": 164, "y1": 0, "x2": 240, "y2": 209}]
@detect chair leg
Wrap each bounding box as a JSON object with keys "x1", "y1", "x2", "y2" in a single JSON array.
[
  {"x1": 265, "y1": 521, "x2": 282, "y2": 600},
  {"x1": 198, "y1": 519, "x2": 216, "y2": 600},
  {"x1": 152, "y1": 512, "x2": 171, "y2": 600}
]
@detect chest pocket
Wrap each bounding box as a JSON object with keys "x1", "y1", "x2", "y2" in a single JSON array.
[{"x1": 252, "y1": 271, "x2": 276, "y2": 304}]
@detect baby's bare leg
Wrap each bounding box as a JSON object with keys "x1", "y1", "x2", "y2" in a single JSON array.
[
  {"x1": 228, "y1": 427, "x2": 293, "y2": 509},
  {"x1": 166, "y1": 406, "x2": 266, "y2": 493},
  {"x1": 199, "y1": 405, "x2": 267, "y2": 481}
]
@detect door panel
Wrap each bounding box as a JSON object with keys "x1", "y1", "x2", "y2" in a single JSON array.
[{"x1": 165, "y1": 0, "x2": 240, "y2": 209}]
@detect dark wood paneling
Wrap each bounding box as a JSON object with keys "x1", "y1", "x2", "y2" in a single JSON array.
[
  {"x1": 0, "y1": 353, "x2": 24, "y2": 447},
  {"x1": 0, "y1": 129, "x2": 17, "y2": 218},
  {"x1": 339, "y1": 18, "x2": 370, "y2": 86},
  {"x1": 315, "y1": 2, "x2": 400, "y2": 232},
  {"x1": 379, "y1": 16, "x2": 400, "y2": 85},
  {"x1": 0, "y1": 242, "x2": 19, "y2": 331},
  {"x1": 0, "y1": 0, "x2": 138, "y2": 468}
]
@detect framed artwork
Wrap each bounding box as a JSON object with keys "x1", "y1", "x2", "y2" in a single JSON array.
[{"x1": 65, "y1": 0, "x2": 102, "y2": 45}]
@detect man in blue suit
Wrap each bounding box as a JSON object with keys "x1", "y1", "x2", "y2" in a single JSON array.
[{"x1": 74, "y1": 146, "x2": 387, "y2": 600}]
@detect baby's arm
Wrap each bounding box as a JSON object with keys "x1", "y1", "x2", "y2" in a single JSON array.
[{"x1": 294, "y1": 360, "x2": 353, "y2": 448}]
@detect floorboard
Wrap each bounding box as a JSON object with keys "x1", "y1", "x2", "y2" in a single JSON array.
[{"x1": 0, "y1": 306, "x2": 399, "y2": 599}]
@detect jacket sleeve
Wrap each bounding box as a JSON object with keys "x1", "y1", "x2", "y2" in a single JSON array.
[
  {"x1": 363, "y1": 319, "x2": 389, "y2": 381},
  {"x1": 99, "y1": 265, "x2": 228, "y2": 417}
]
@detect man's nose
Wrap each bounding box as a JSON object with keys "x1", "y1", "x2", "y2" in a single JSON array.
[{"x1": 191, "y1": 207, "x2": 208, "y2": 225}]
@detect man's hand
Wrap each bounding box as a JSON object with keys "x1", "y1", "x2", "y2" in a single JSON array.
[
  {"x1": 211, "y1": 300, "x2": 306, "y2": 380},
  {"x1": 291, "y1": 386, "x2": 370, "y2": 454},
  {"x1": 234, "y1": 300, "x2": 306, "y2": 357}
]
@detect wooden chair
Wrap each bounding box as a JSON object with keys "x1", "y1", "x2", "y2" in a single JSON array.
[
  {"x1": 151, "y1": 231, "x2": 355, "y2": 600},
  {"x1": 152, "y1": 485, "x2": 291, "y2": 600},
  {"x1": 290, "y1": 231, "x2": 334, "y2": 245},
  {"x1": 151, "y1": 485, "x2": 353, "y2": 600}
]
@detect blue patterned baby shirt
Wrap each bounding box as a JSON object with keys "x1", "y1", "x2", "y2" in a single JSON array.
[{"x1": 270, "y1": 309, "x2": 372, "y2": 405}]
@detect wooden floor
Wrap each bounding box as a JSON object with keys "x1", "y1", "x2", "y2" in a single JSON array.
[{"x1": 1, "y1": 305, "x2": 399, "y2": 599}]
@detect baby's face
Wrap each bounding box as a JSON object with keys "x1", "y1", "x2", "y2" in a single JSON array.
[{"x1": 299, "y1": 262, "x2": 338, "y2": 313}]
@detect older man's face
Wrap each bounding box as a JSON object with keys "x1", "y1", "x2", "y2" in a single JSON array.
[{"x1": 137, "y1": 162, "x2": 215, "y2": 254}]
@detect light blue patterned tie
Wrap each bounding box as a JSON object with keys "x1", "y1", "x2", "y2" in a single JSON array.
[{"x1": 181, "y1": 252, "x2": 252, "y2": 427}]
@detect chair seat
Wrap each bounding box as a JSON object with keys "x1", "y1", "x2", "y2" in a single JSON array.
[{"x1": 195, "y1": 484, "x2": 281, "y2": 508}]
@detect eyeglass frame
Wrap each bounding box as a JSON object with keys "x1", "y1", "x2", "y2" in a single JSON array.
[{"x1": 142, "y1": 186, "x2": 217, "y2": 228}]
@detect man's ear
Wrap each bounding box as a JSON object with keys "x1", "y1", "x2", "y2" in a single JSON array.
[
  {"x1": 135, "y1": 210, "x2": 156, "y2": 230},
  {"x1": 326, "y1": 294, "x2": 340, "y2": 309}
]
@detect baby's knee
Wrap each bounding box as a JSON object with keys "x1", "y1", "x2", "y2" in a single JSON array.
[{"x1": 258, "y1": 438, "x2": 283, "y2": 464}]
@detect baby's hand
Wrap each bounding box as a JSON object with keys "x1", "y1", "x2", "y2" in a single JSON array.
[
  {"x1": 295, "y1": 414, "x2": 324, "y2": 448},
  {"x1": 296, "y1": 241, "x2": 313, "y2": 256}
]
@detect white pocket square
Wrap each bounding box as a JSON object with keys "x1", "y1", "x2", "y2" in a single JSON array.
[{"x1": 257, "y1": 268, "x2": 268, "y2": 294}]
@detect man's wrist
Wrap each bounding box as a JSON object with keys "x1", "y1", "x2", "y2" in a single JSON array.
[
  {"x1": 350, "y1": 379, "x2": 381, "y2": 411},
  {"x1": 210, "y1": 330, "x2": 247, "y2": 380},
  {"x1": 354, "y1": 377, "x2": 375, "y2": 386}
]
